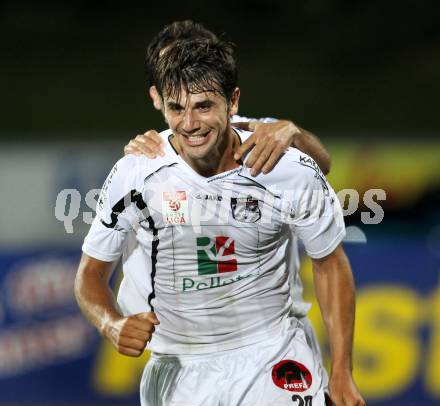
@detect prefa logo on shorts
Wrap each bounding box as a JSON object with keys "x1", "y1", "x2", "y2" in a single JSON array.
[
  {"x1": 272, "y1": 360, "x2": 313, "y2": 392},
  {"x1": 162, "y1": 191, "x2": 188, "y2": 224}
]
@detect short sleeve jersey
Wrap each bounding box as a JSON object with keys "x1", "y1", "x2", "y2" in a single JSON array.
[{"x1": 82, "y1": 128, "x2": 345, "y2": 354}]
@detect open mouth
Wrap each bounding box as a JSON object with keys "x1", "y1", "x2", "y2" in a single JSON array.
[{"x1": 183, "y1": 131, "x2": 211, "y2": 147}]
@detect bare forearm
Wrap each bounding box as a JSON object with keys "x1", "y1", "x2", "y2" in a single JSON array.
[
  {"x1": 74, "y1": 255, "x2": 121, "y2": 335},
  {"x1": 290, "y1": 123, "x2": 331, "y2": 175},
  {"x1": 313, "y1": 246, "x2": 355, "y2": 371}
]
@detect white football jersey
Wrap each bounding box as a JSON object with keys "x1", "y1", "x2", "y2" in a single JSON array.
[
  {"x1": 119, "y1": 116, "x2": 309, "y2": 319},
  {"x1": 82, "y1": 128, "x2": 345, "y2": 354}
]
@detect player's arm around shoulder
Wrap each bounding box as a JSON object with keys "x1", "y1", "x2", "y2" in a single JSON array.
[
  {"x1": 232, "y1": 117, "x2": 331, "y2": 176},
  {"x1": 124, "y1": 129, "x2": 168, "y2": 158},
  {"x1": 290, "y1": 124, "x2": 331, "y2": 175}
]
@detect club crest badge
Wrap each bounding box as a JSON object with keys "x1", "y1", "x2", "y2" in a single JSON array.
[
  {"x1": 231, "y1": 195, "x2": 261, "y2": 223},
  {"x1": 162, "y1": 191, "x2": 188, "y2": 225}
]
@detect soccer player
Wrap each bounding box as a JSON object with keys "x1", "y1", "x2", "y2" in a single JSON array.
[
  {"x1": 124, "y1": 119, "x2": 333, "y2": 397},
  {"x1": 123, "y1": 19, "x2": 332, "y2": 397},
  {"x1": 75, "y1": 31, "x2": 364, "y2": 406}
]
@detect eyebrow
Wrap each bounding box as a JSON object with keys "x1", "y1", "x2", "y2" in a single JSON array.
[
  {"x1": 166, "y1": 98, "x2": 215, "y2": 110},
  {"x1": 166, "y1": 101, "x2": 184, "y2": 110},
  {"x1": 194, "y1": 99, "x2": 214, "y2": 108}
]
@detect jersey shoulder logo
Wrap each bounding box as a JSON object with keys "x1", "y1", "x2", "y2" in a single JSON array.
[{"x1": 231, "y1": 196, "x2": 261, "y2": 223}]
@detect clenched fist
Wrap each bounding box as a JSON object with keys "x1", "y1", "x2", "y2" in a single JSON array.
[{"x1": 104, "y1": 311, "x2": 160, "y2": 357}]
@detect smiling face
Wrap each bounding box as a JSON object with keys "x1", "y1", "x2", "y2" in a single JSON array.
[{"x1": 162, "y1": 88, "x2": 239, "y2": 163}]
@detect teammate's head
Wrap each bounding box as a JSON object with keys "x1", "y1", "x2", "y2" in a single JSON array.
[
  {"x1": 154, "y1": 37, "x2": 240, "y2": 164},
  {"x1": 145, "y1": 20, "x2": 219, "y2": 109}
]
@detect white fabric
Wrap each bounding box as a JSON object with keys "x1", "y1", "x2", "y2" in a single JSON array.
[
  {"x1": 298, "y1": 315, "x2": 328, "y2": 390},
  {"x1": 120, "y1": 115, "x2": 309, "y2": 317},
  {"x1": 140, "y1": 317, "x2": 325, "y2": 406},
  {"x1": 231, "y1": 114, "x2": 277, "y2": 124},
  {"x1": 118, "y1": 115, "x2": 309, "y2": 318},
  {"x1": 233, "y1": 115, "x2": 308, "y2": 317},
  {"x1": 82, "y1": 128, "x2": 345, "y2": 355}
]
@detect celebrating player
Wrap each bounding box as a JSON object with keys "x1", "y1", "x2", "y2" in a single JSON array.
[
  {"x1": 75, "y1": 25, "x2": 364, "y2": 406},
  {"x1": 123, "y1": 20, "x2": 332, "y2": 400}
]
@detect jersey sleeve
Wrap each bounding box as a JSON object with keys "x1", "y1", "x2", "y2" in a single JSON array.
[
  {"x1": 82, "y1": 155, "x2": 147, "y2": 262},
  {"x1": 283, "y1": 156, "x2": 345, "y2": 259},
  {"x1": 231, "y1": 114, "x2": 278, "y2": 123}
]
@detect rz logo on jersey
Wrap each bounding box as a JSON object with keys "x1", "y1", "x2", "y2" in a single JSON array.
[
  {"x1": 196, "y1": 236, "x2": 237, "y2": 274},
  {"x1": 272, "y1": 360, "x2": 313, "y2": 393},
  {"x1": 162, "y1": 191, "x2": 188, "y2": 224},
  {"x1": 231, "y1": 196, "x2": 261, "y2": 223}
]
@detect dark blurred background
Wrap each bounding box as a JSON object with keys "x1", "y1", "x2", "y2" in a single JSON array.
[
  {"x1": 2, "y1": 0, "x2": 439, "y2": 136},
  {"x1": 0, "y1": 1, "x2": 439, "y2": 405}
]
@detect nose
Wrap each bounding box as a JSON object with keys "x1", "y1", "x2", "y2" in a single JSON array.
[{"x1": 180, "y1": 110, "x2": 200, "y2": 134}]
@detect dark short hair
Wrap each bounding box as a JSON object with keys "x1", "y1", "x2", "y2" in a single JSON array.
[
  {"x1": 145, "y1": 20, "x2": 218, "y2": 86},
  {"x1": 153, "y1": 37, "x2": 238, "y2": 104}
]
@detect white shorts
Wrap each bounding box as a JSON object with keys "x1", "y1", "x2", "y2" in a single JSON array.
[
  {"x1": 298, "y1": 316, "x2": 328, "y2": 391},
  {"x1": 140, "y1": 319, "x2": 326, "y2": 406}
]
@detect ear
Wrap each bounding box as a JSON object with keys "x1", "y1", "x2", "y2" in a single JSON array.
[
  {"x1": 149, "y1": 86, "x2": 162, "y2": 110},
  {"x1": 229, "y1": 87, "x2": 240, "y2": 117}
]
